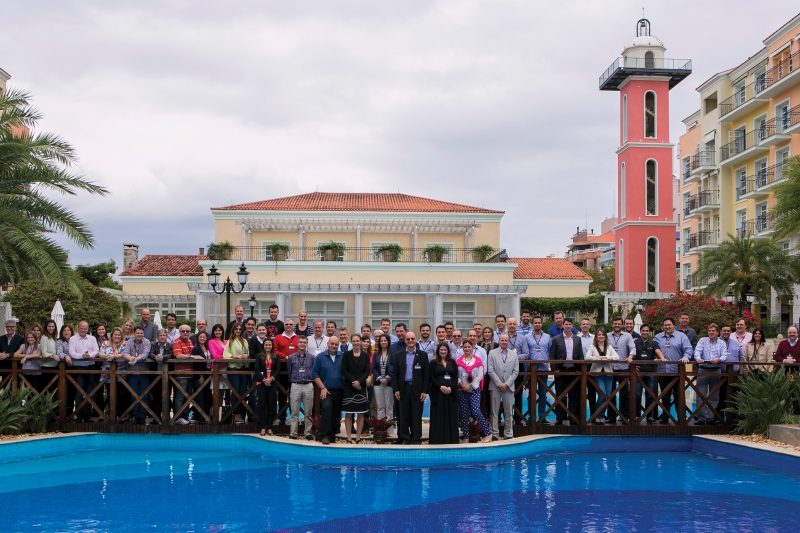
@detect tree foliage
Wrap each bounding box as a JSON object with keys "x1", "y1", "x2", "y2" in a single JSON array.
[
  {"x1": 0, "y1": 88, "x2": 108, "y2": 289},
  {"x1": 640, "y1": 291, "x2": 757, "y2": 336},
  {"x1": 1, "y1": 278, "x2": 121, "y2": 330},
  {"x1": 521, "y1": 294, "x2": 605, "y2": 318},
  {"x1": 581, "y1": 263, "x2": 615, "y2": 293},
  {"x1": 772, "y1": 155, "x2": 800, "y2": 241},
  {"x1": 74, "y1": 259, "x2": 122, "y2": 290},
  {"x1": 695, "y1": 234, "x2": 800, "y2": 313}
]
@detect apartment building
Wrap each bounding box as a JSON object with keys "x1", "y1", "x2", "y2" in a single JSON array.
[{"x1": 678, "y1": 13, "x2": 800, "y2": 322}]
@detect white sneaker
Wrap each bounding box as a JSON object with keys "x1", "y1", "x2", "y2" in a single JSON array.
[
  {"x1": 189, "y1": 419, "x2": 198, "y2": 425},
  {"x1": 145, "y1": 417, "x2": 154, "y2": 424},
  {"x1": 175, "y1": 418, "x2": 189, "y2": 425}
]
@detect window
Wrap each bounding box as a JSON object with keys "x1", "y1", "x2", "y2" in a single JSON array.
[
  {"x1": 261, "y1": 241, "x2": 292, "y2": 261},
  {"x1": 733, "y1": 81, "x2": 746, "y2": 107},
  {"x1": 305, "y1": 301, "x2": 346, "y2": 326},
  {"x1": 682, "y1": 156, "x2": 691, "y2": 183},
  {"x1": 683, "y1": 263, "x2": 692, "y2": 290},
  {"x1": 316, "y1": 241, "x2": 346, "y2": 261},
  {"x1": 736, "y1": 209, "x2": 748, "y2": 238},
  {"x1": 370, "y1": 241, "x2": 402, "y2": 262},
  {"x1": 622, "y1": 95, "x2": 628, "y2": 143},
  {"x1": 423, "y1": 242, "x2": 455, "y2": 263},
  {"x1": 704, "y1": 93, "x2": 718, "y2": 114},
  {"x1": 777, "y1": 149, "x2": 790, "y2": 183},
  {"x1": 756, "y1": 114, "x2": 767, "y2": 142},
  {"x1": 646, "y1": 237, "x2": 658, "y2": 292},
  {"x1": 779, "y1": 101, "x2": 790, "y2": 131},
  {"x1": 755, "y1": 202, "x2": 768, "y2": 232},
  {"x1": 682, "y1": 192, "x2": 690, "y2": 219},
  {"x1": 755, "y1": 158, "x2": 768, "y2": 188},
  {"x1": 645, "y1": 160, "x2": 657, "y2": 215},
  {"x1": 735, "y1": 167, "x2": 747, "y2": 200},
  {"x1": 370, "y1": 301, "x2": 410, "y2": 331},
  {"x1": 645, "y1": 91, "x2": 656, "y2": 138},
  {"x1": 443, "y1": 302, "x2": 476, "y2": 331},
  {"x1": 620, "y1": 163, "x2": 626, "y2": 218},
  {"x1": 133, "y1": 302, "x2": 197, "y2": 322},
  {"x1": 644, "y1": 51, "x2": 655, "y2": 69},
  {"x1": 618, "y1": 239, "x2": 624, "y2": 291},
  {"x1": 682, "y1": 228, "x2": 690, "y2": 256}
]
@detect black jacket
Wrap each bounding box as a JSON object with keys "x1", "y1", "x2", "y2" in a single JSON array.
[
  {"x1": 549, "y1": 334, "x2": 584, "y2": 367},
  {"x1": 254, "y1": 353, "x2": 280, "y2": 384},
  {"x1": 391, "y1": 348, "x2": 430, "y2": 398},
  {"x1": 429, "y1": 359, "x2": 459, "y2": 406},
  {"x1": 248, "y1": 336, "x2": 266, "y2": 360},
  {"x1": 342, "y1": 350, "x2": 370, "y2": 389},
  {"x1": 0, "y1": 333, "x2": 24, "y2": 369}
]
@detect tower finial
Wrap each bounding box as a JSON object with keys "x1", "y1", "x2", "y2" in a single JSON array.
[{"x1": 636, "y1": 17, "x2": 650, "y2": 37}]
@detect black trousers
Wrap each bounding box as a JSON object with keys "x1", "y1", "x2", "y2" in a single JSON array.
[
  {"x1": 397, "y1": 382, "x2": 424, "y2": 443},
  {"x1": 554, "y1": 375, "x2": 579, "y2": 422},
  {"x1": 276, "y1": 374, "x2": 290, "y2": 423},
  {"x1": 513, "y1": 375, "x2": 526, "y2": 423},
  {"x1": 319, "y1": 388, "x2": 343, "y2": 440},
  {"x1": 256, "y1": 382, "x2": 278, "y2": 431},
  {"x1": 658, "y1": 375, "x2": 679, "y2": 422},
  {"x1": 612, "y1": 370, "x2": 630, "y2": 419}
]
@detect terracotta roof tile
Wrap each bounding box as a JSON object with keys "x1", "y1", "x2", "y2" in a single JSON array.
[
  {"x1": 508, "y1": 258, "x2": 593, "y2": 281},
  {"x1": 212, "y1": 192, "x2": 502, "y2": 214},
  {"x1": 120, "y1": 255, "x2": 207, "y2": 277},
  {"x1": 587, "y1": 231, "x2": 615, "y2": 243}
]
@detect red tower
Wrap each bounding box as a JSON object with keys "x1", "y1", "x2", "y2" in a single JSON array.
[{"x1": 599, "y1": 19, "x2": 691, "y2": 292}]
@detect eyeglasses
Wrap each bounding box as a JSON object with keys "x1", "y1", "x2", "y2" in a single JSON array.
[{"x1": 179, "y1": 329, "x2": 191, "y2": 333}]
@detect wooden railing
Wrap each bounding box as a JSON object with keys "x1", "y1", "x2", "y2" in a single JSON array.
[{"x1": 0, "y1": 359, "x2": 794, "y2": 435}]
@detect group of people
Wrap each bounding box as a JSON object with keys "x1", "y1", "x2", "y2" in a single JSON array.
[{"x1": 1, "y1": 305, "x2": 797, "y2": 443}]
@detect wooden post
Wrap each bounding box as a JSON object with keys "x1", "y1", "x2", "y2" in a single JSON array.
[
  {"x1": 161, "y1": 361, "x2": 170, "y2": 433},
  {"x1": 10, "y1": 359, "x2": 17, "y2": 393},
  {"x1": 677, "y1": 364, "x2": 687, "y2": 432},
  {"x1": 724, "y1": 364, "x2": 735, "y2": 429},
  {"x1": 109, "y1": 361, "x2": 117, "y2": 427},
  {"x1": 211, "y1": 360, "x2": 220, "y2": 427},
  {"x1": 578, "y1": 362, "x2": 587, "y2": 430},
  {"x1": 58, "y1": 360, "x2": 66, "y2": 431},
  {"x1": 629, "y1": 363, "x2": 638, "y2": 432},
  {"x1": 529, "y1": 365, "x2": 536, "y2": 435}
]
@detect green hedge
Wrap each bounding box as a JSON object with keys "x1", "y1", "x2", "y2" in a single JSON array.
[{"x1": 521, "y1": 294, "x2": 605, "y2": 318}]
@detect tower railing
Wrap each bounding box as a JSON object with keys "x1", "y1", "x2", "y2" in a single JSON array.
[{"x1": 599, "y1": 57, "x2": 692, "y2": 88}]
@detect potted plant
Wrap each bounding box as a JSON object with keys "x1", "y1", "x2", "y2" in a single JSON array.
[
  {"x1": 206, "y1": 240, "x2": 236, "y2": 261},
  {"x1": 318, "y1": 241, "x2": 346, "y2": 261},
  {"x1": 471, "y1": 244, "x2": 495, "y2": 263},
  {"x1": 423, "y1": 244, "x2": 449, "y2": 263},
  {"x1": 370, "y1": 417, "x2": 396, "y2": 444},
  {"x1": 374, "y1": 244, "x2": 403, "y2": 262},
  {"x1": 266, "y1": 242, "x2": 290, "y2": 261}
]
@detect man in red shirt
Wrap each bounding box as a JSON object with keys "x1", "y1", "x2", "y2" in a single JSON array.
[
  {"x1": 172, "y1": 326, "x2": 199, "y2": 425},
  {"x1": 774, "y1": 326, "x2": 799, "y2": 370},
  {"x1": 274, "y1": 319, "x2": 299, "y2": 359}
]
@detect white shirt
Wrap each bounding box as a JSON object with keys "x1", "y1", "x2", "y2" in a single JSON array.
[{"x1": 307, "y1": 335, "x2": 329, "y2": 356}]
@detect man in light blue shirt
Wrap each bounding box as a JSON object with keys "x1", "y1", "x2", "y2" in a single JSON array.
[
  {"x1": 653, "y1": 317, "x2": 692, "y2": 424},
  {"x1": 608, "y1": 316, "x2": 636, "y2": 421},
  {"x1": 719, "y1": 324, "x2": 743, "y2": 423},
  {"x1": 506, "y1": 318, "x2": 529, "y2": 424},
  {"x1": 693, "y1": 323, "x2": 727, "y2": 424},
  {"x1": 524, "y1": 316, "x2": 551, "y2": 421}
]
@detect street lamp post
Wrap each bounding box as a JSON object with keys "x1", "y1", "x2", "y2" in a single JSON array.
[
  {"x1": 725, "y1": 288, "x2": 755, "y2": 314},
  {"x1": 248, "y1": 295, "x2": 257, "y2": 318},
  {"x1": 207, "y1": 263, "x2": 250, "y2": 327}
]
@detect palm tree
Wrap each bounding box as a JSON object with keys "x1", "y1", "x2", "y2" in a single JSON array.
[
  {"x1": 0, "y1": 88, "x2": 108, "y2": 287},
  {"x1": 695, "y1": 234, "x2": 800, "y2": 314},
  {"x1": 772, "y1": 156, "x2": 800, "y2": 241}
]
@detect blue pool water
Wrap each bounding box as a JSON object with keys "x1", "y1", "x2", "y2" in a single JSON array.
[{"x1": 2, "y1": 435, "x2": 799, "y2": 532}]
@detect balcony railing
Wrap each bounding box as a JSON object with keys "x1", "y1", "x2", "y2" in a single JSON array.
[
  {"x1": 755, "y1": 160, "x2": 788, "y2": 189},
  {"x1": 720, "y1": 130, "x2": 759, "y2": 162},
  {"x1": 685, "y1": 230, "x2": 719, "y2": 252},
  {"x1": 718, "y1": 80, "x2": 768, "y2": 117},
  {"x1": 683, "y1": 195, "x2": 697, "y2": 218},
  {"x1": 758, "y1": 50, "x2": 800, "y2": 92},
  {"x1": 207, "y1": 246, "x2": 507, "y2": 263},
  {"x1": 787, "y1": 103, "x2": 800, "y2": 131},
  {"x1": 736, "y1": 179, "x2": 756, "y2": 200},
  {"x1": 736, "y1": 220, "x2": 755, "y2": 239},
  {"x1": 685, "y1": 273, "x2": 715, "y2": 289},
  {"x1": 756, "y1": 213, "x2": 775, "y2": 234},
  {"x1": 691, "y1": 150, "x2": 715, "y2": 171},
  {"x1": 682, "y1": 167, "x2": 691, "y2": 183},
  {"x1": 599, "y1": 57, "x2": 692, "y2": 90},
  {"x1": 695, "y1": 190, "x2": 719, "y2": 209},
  {"x1": 758, "y1": 116, "x2": 791, "y2": 141}
]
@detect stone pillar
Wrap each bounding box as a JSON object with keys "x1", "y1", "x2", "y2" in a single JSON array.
[{"x1": 355, "y1": 293, "x2": 364, "y2": 331}]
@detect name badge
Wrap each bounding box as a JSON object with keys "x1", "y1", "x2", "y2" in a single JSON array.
[
  {"x1": 535, "y1": 347, "x2": 541, "y2": 352},
  {"x1": 414, "y1": 364, "x2": 421, "y2": 370},
  {"x1": 299, "y1": 368, "x2": 305, "y2": 373},
  {"x1": 444, "y1": 374, "x2": 451, "y2": 380}
]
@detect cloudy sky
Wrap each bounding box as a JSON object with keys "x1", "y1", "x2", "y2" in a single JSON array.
[{"x1": 2, "y1": 1, "x2": 797, "y2": 270}]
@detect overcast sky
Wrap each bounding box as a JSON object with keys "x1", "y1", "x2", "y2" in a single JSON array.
[{"x1": 2, "y1": 1, "x2": 797, "y2": 270}]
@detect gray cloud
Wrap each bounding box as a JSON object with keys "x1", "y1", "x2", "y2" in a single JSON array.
[{"x1": 2, "y1": 0, "x2": 796, "y2": 269}]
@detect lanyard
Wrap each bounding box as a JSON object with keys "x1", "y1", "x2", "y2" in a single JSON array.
[{"x1": 314, "y1": 337, "x2": 325, "y2": 351}]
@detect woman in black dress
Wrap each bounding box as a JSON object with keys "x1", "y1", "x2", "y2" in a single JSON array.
[
  {"x1": 254, "y1": 338, "x2": 279, "y2": 436},
  {"x1": 428, "y1": 342, "x2": 460, "y2": 444},
  {"x1": 341, "y1": 334, "x2": 370, "y2": 444}
]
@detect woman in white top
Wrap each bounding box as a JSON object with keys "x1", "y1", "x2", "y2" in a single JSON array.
[
  {"x1": 584, "y1": 328, "x2": 619, "y2": 425},
  {"x1": 15, "y1": 331, "x2": 41, "y2": 392}
]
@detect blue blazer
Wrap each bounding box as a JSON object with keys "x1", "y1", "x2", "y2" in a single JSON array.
[{"x1": 371, "y1": 352, "x2": 395, "y2": 385}]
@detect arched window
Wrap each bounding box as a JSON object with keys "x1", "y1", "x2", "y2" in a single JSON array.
[
  {"x1": 645, "y1": 91, "x2": 656, "y2": 138},
  {"x1": 618, "y1": 239, "x2": 624, "y2": 291},
  {"x1": 647, "y1": 237, "x2": 658, "y2": 292},
  {"x1": 622, "y1": 95, "x2": 628, "y2": 142},
  {"x1": 621, "y1": 163, "x2": 626, "y2": 218},
  {"x1": 645, "y1": 51, "x2": 655, "y2": 69},
  {"x1": 645, "y1": 159, "x2": 657, "y2": 216}
]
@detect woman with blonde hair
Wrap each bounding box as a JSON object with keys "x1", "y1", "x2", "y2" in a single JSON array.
[
  {"x1": 223, "y1": 323, "x2": 250, "y2": 424},
  {"x1": 584, "y1": 328, "x2": 619, "y2": 425}
]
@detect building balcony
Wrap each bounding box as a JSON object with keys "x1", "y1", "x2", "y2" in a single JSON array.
[
  {"x1": 690, "y1": 150, "x2": 716, "y2": 176},
  {"x1": 736, "y1": 220, "x2": 755, "y2": 239},
  {"x1": 719, "y1": 130, "x2": 769, "y2": 167},
  {"x1": 685, "y1": 230, "x2": 719, "y2": 255},
  {"x1": 599, "y1": 57, "x2": 692, "y2": 90},
  {"x1": 736, "y1": 179, "x2": 767, "y2": 202},
  {"x1": 783, "y1": 103, "x2": 800, "y2": 135},
  {"x1": 758, "y1": 117, "x2": 792, "y2": 146},
  {"x1": 683, "y1": 195, "x2": 699, "y2": 219},
  {"x1": 755, "y1": 161, "x2": 788, "y2": 191},
  {"x1": 682, "y1": 168, "x2": 693, "y2": 184},
  {"x1": 754, "y1": 50, "x2": 800, "y2": 99},
  {"x1": 718, "y1": 80, "x2": 770, "y2": 122},
  {"x1": 691, "y1": 190, "x2": 720, "y2": 213},
  {"x1": 753, "y1": 213, "x2": 775, "y2": 238},
  {"x1": 685, "y1": 273, "x2": 715, "y2": 290},
  {"x1": 207, "y1": 246, "x2": 508, "y2": 264}
]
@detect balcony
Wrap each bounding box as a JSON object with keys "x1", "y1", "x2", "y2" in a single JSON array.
[
  {"x1": 758, "y1": 116, "x2": 792, "y2": 146},
  {"x1": 685, "y1": 230, "x2": 719, "y2": 255},
  {"x1": 755, "y1": 160, "x2": 788, "y2": 191},
  {"x1": 682, "y1": 167, "x2": 693, "y2": 184},
  {"x1": 207, "y1": 246, "x2": 508, "y2": 264},
  {"x1": 599, "y1": 57, "x2": 692, "y2": 90},
  {"x1": 685, "y1": 273, "x2": 715, "y2": 290},
  {"x1": 690, "y1": 150, "x2": 716, "y2": 176},
  {"x1": 754, "y1": 50, "x2": 800, "y2": 99},
  {"x1": 783, "y1": 103, "x2": 800, "y2": 135},
  {"x1": 736, "y1": 179, "x2": 763, "y2": 202},
  {"x1": 754, "y1": 213, "x2": 775, "y2": 238},
  {"x1": 719, "y1": 130, "x2": 769, "y2": 167},
  {"x1": 736, "y1": 220, "x2": 755, "y2": 239},
  {"x1": 683, "y1": 194, "x2": 699, "y2": 219},
  {"x1": 718, "y1": 80, "x2": 769, "y2": 122},
  {"x1": 692, "y1": 190, "x2": 719, "y2": 213}
]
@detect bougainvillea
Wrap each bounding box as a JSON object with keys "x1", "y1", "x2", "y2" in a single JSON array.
[{"x1": 641, "y1": 291, "x2": 758, "y2": 336}]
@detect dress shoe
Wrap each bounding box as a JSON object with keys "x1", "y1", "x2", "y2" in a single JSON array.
[
  {"x1": 305, "y1": 435, "x2": 314, "y2": 441},
  {"x1": 321, "y1": 437, "x2": 331, "y2": 445}
]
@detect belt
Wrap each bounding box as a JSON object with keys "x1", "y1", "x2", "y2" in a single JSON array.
[
  {"x1": 699, "y1": 365, "x2": 720, "y2": 370},
  {"x1": 405, "y1": 380, "x2": 413, "y2": 384},
  {"x1": 292, "y1": 381, "x2": 311, "y2": 384}
]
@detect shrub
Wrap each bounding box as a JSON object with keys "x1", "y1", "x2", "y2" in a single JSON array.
[
  {"x1": 521, "y1": 294, "x2": 605, "y2": 318},
  {"x1": 725, "y1": 369, "x2": 800, "y2": 437},
  {"x1": 2, "y1": 278, "x2": 122, "y2": 331},
  {"x1": 0, "y1": 388, "x2": 30, "y2": 435},
  {"x1": 24, "y1": 390, "x2": 60, "y2": 433},
  {"x1": 641, "y1": 291, "x2": 758, "y2": 336}
]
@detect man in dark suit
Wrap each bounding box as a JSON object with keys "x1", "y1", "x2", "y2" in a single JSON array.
[
  {"x1": 0, "y1": 320, "x2": 24, "y2": 370},
  {"x1": 391, "y1": 332, "x2": 430, "y2": 444},
  {"x1": 548, "y1": 318, "x2": 584, "y2": 425},
  {"x1": 225, "y1": 305, "x2": 246, "y2": 338}
]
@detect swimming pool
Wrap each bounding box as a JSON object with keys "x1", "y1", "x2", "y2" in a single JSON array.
[{"x1": 2, "y1": 434, "x2": 799, "y2": 532}]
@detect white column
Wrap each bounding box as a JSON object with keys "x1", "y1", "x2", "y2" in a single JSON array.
[
  {"x1": 283, "y1": 291, "x2": 292, "y2": 319},
  {"x1": 354, "y1": 293, "x2": 364, "y2": 329},
  {"x1": 195, "y1": 290, "x2": 205, "y2": 323},
  {"x1": 356, "y1": 225, "x2": 361, "y2": 261},
  {"x1": 275, "y1": 293, "x2": 286, "y2": 321},
  {"x1": 511, "y1": 293, "x2": 521, "y2": 320},
  {"x1": 433, "y1": 293, "x2": 444, "y2": 327},
  {"x1": 604, "y1": 293, "x2": 609, "y2": 324},
  {"x1": 412, "y1": 227, "x2": 418, "y2": 262}
]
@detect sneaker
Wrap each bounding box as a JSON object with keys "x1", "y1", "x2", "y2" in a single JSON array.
[
  {"x1": 145, "y1": 417, "x2": 154, "y2": 424},
  {"x1": 188, "y1": 419, "x2": 198, "y2": 425},
  {"x1": 175, "y1": 418, "x2": 189, "y2": 425}
]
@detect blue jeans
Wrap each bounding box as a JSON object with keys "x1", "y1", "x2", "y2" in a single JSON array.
[
  {"x1": 128, "y1": 374, "x2": 150, "y2": 419},
  {"x1": 594, "y1": 375, "x2": 613, "y2": 419},
  {"x1": 174, "y1": 377, "x2": 193, "y2": 420},
  {"x1": 535, "y1": 377, "x2": 550, "y2": 420},
  {"x1": 228, "y1": 374, "x2": 249, "y2": 417},
  {"x1": 73, "y1": 371, "x2": 95, "y2": 417},
  {"x1": 635, "y1": 376, "x2": 656, "y2": 419}
]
